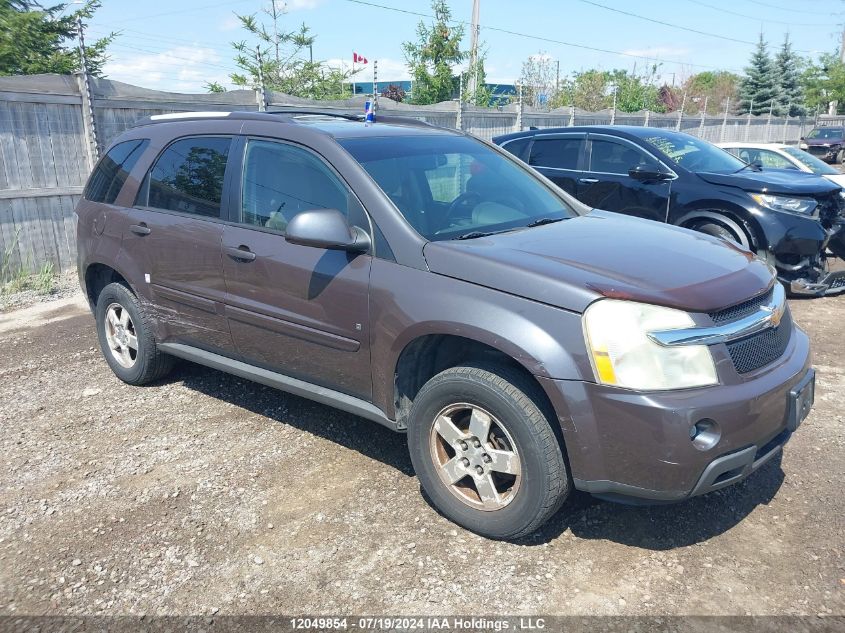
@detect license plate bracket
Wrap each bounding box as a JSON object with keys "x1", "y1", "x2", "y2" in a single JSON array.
[{"x1": 787, "y1": 369, "x2": 815, "y2": 432}]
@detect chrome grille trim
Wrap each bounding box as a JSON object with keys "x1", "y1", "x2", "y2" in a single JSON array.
[{"x1": 648, "y1": 284, "x2": 786, "y2": 347}]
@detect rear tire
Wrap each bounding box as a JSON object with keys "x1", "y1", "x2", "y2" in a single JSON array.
[
  {"x1": 95, "y1": 282, "x2": 174, "y2": 385},
  {"x1": 407, "y1": 363, "x2": 570, "y2": 540}
]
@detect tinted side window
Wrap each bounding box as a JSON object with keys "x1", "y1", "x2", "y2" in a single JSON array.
[
  {"x1": 84, "y1": 139, "x2": 149, "y2": 204},
  {"x1": 529, "y1": 137, "x2": 584, "y2": 169},
  {"x1": 138, "y1": 136, "x2": 232, "y2": 218},
  {"x1": 241, "y1": 139, "x2": 357, "y2": 232},
  {"x1": 501, "y1": 137, "x2": 531, "y2": 161},
  {"x1": 590, "y1": 138, "x2": 657, "y2": 175}
]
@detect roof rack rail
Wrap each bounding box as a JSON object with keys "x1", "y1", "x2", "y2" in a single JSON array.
[{"x1": 267, "y1": 109, "x2": 362, "y2": 121}]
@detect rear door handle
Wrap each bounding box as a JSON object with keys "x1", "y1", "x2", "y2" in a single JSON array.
[
  {"x1": 225, "y1": 245, "x2": 257, "y2": 262},
  {"x1": 578, "y1": 178, "x2": 599, "y2": 184},
  {"x1": 129, "y1": 223, "x2": 151, "y2": 236}
]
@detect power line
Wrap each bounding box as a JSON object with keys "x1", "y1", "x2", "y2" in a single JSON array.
[
  {"x1": 339, "y1": 0, "x2": 743, "y2": 72},
  {"x1": 102, "y1": 42, "x2": 241, "y2": 74},
  {"x1": 94, "y1": 0, "x2": 253, "y2": 26},
  {"x1": 683, "y1": 0, "x2": 833, "y2": 27},
  {"x1": 575, "y1": 0, "x2": 813, "y2": 52},
  {"x1": 743, "y1": 0, "x2": 843, "y2": 15}
]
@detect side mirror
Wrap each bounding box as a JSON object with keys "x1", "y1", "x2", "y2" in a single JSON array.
[
  {"x1": 628, "y1": 165, "x2": 672, "y2": 182},
  {"x1": 285, "y1": 208, "x2": 371, "y2": 253}
]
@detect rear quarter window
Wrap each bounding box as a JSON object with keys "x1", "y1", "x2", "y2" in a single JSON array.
[
  {"x1": 136, "y1": 136, "x2": 232, "y2": 218},
  {"x1": 529, "y1": 137, "x2": 584, "y2": 170},
  {"x1": 83, "y1": 139, "x2": 150, "y2": 204}
]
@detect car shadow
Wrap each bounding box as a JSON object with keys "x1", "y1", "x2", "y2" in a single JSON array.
[
  {"x1": 172, "y1": 361, "x2": 415, "y2": 477},
  {"x1": 171, "y1": 361, "x2": 785, "y2": 550},
  {"x1": 523, "y1": 453, "x2": 785, "y2": 549}
]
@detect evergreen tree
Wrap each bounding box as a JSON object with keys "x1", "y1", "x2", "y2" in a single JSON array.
[
  {"x1": 774, "y1": 35, "x2": 806, "y2": 116},
  {"x1": 403, "y1": 0, "x2": 465, "y2": 105},
  {"x1": 0, "y1": 0, "x2": 114, "y2": 76},
  {"x1": 738, "y1": 34, "x2": 778, "y2": 115}
]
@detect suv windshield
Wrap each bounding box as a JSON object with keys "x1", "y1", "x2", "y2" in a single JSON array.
[
  {"x1": 339, "y1": 135, "x2": 576, "y2": 241},
  {"x1": 807, "y1": 127, "x2": 844, "y2": 140},
  {"x1": 641, "y1": 130, "x2": 745, "y2": 173},
  {"x1": 782, "y1": 146, "x2": 839, "y2": 175}
]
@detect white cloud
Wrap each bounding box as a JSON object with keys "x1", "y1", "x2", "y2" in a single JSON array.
[
  {"x1": 325, "y1": 56, "x2": 410, "y2": 82},
  {"x1": 104, "y1": 46, "x2": 234, "y2": 93},
  {"x1": 219, "y1": 14, "x2": 241, "y2": 32},
  {"x1": 282, "y1": 0, "x2": 322, "y2": 10},
  {"x1": 621, "y1": 46, "x2": 691, "y2": 59}
]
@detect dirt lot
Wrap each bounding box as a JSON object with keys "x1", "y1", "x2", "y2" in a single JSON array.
[{"x1": 0, "y1": 287, "x2": 843, "y2": 618}]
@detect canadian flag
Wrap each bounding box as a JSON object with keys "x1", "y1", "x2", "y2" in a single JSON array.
[{"x1": 353, "y1": 52, "x2": 368, "y2": 64}]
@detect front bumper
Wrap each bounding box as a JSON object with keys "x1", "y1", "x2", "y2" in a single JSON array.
[
  {"x1": 538, "y1": 326, "x2": 812, "y2": 503},
  {"x1": 805, "y1": 145, "x2": 841, "y2": 162}
]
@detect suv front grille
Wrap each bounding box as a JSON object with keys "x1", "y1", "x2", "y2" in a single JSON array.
[
  {"x1": 709, "y1": 287, "x2": 774, "y2": 324},
  {"x1": 725, "y1": 310, "x2": 793, "y2": 374}
]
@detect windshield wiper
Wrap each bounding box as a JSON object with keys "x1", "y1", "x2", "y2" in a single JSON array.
[
  {"x1": 734, "y1": 162, "x2": 762, "y2": 174},
  {"x1": 526, "y1": 217, "x2": 566, "y2": 228},
  {"x1": 454, "y1": 230, "x2": 500, "y2": 240}
]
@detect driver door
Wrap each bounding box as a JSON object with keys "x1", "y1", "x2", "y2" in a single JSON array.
[{"x1": 577, "y1": 134, "x2": 671, "y2": 223}]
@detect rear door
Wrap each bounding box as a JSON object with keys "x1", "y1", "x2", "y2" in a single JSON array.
[
  {"x1": 122, "y1": 135, "x2": 234, "y2": 351},
  {"x1": 526, "y1": 133, "x2": 587, "y2": 196},
  {"x1": 221, "y1": 137, "x2": 373, "y2": 400},
  {"x1": 577, "y1": 133, "x2": 671, "y2": 223}
]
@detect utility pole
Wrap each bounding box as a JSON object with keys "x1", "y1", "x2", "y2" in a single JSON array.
[
  {"x1": 256, "y1": 47, "x2": 267, "y2": 111},
  {"x1": 555, "y1": 59, "x2": 560, "y2": 97},
  {"x1": 76, "y1": 16, "x2": 99, "y2": 168},
  {"x1": 467, "y1": 0, "x2": 481, "y2": 99},
  {"x1": 840, "y1": 26, "x2": 845, "y2": 63}
]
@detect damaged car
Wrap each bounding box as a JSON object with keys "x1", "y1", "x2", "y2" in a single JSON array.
[{"x1": 495, "y1": 126, "x2": 845, "y2": 296}]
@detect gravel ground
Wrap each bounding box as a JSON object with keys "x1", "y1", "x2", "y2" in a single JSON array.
[{"x1": 0, "y1": 287, "x2": 843, "y2": 618}]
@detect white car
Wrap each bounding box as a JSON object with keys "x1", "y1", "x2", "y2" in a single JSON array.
[{"x1": 717, "y1": 142, "x2": 845, "y2": 188}]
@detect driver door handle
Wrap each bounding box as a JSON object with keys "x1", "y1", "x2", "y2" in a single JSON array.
[
  {"x1": 225, "y1": 246, "x2": 256, "y2": 262},
  {"x1": 129, "y1": 223, "x2": 151, "y2": 236},
  {"x1": 578, "y1": 178, "x2": 599, "y2": 184}
]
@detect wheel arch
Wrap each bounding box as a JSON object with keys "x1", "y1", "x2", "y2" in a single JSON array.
[
  {"x1": 390, "y1": 331, "x2": 564, "y2": 436},
  {"x1": 676, "y1": 206, "x2": 763, "y2": 252},
  {"x1": 82, "y1": 261, "x2": 136, "y2": 310}
]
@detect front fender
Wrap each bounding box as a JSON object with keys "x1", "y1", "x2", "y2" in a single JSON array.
[{"x1": 368, "y1": 259, "x2": 592, "y2": 418}]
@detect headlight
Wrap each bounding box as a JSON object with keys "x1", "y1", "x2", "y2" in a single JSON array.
[
  {"x1": 799, "y1": 142, "x2": 808, "y2": 150},
  {"x1": 750, "y1": 193, "x2": 817, "y2": 216},
  {"x1": 583, "y1": 299, "x2": 718, "y2": 390}
]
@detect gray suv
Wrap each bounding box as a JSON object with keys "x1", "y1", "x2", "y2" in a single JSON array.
[{"x1": 76, "y1": 111, "x2": 814, "y2": 539}]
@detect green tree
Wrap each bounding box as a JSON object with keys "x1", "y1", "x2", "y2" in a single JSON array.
[
  {"x1": 774, "y1": 35, "x2": 806, "y2": 116},
  {"x1": 801, "y1": 52, "x2": 845, "y2": 114},
  {"x1": 738, "y1": 34, "x2": 778, "y2": 115},
  {"x1": 205, "y1": 81, "x2": 227, "y2": 93},
  {"x1": 0, "y1": 0, "x2": 115, "y2": 76},
  {"x1": 462, "y1": 49, "x2": 492, "y2": 106},
  {"x1": 223, "y1": 1, "x2": 351, "y2": 99},
  {"x1": 608, "y1": 67, "x2": 662, "y2": 112},
  {"x1": 403, "y1": 0, "x2": 465, "y2": 105},
  {"x1": 683, "y1": 71, "x2": 740, "y2": 114},
  {"x1": 570, "y1": 69, "x2": 610, "y2": 111}
]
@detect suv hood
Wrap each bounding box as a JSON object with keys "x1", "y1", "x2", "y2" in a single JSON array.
[
  {"x1": 804, "y1": 137, "x2": 844, "y2": 146},
  {"x1": 423, "y1": 210, "x2": 774, "y2": 314},
  {"x1": 697, "y1": 169, "x2": 840, "y2": 195}
]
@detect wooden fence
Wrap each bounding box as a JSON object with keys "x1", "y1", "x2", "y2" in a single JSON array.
[{"x1": 0, "y1": 73, "x2": 831, "y2": 279}]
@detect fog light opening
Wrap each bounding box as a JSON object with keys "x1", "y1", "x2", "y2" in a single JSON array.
[{"x1": 691, "y1": 419, "x2": 720, "y2": 451}]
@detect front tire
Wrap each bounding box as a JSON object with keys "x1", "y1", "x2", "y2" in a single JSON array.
[
  {"x1": 407, "y1": 364, "x2": 569, "y2": 540},
  {"x1": 95, "y1": 282, "x2": 174, "y2": 385},
  {"x1": 691, "y1": 219, "x2": 745, "y2": 246}
]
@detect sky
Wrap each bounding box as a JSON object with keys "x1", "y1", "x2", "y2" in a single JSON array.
[{"x1": 82, "y1": 0, "x2": 845, "y2": 94}]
